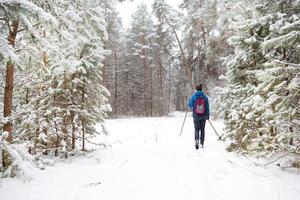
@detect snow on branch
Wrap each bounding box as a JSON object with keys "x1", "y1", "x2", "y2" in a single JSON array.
[
  {"x1": 261, "y1": 31, "x2": 299, "y2": 51},
  {"x1": 0, "y1": 36, "x2": 18, "y2": 61},
  {"x1": 1, "y1": 0, "x2": 57, "y2": 24}
]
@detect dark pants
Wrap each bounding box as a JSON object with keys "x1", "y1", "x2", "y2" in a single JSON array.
[{"x1": 194, "y1": 119, "x2": 206, "y2": 144}]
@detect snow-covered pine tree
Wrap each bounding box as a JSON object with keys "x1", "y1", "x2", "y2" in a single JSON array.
[
  {"x1": 100, "y1": 0, "x2": 124, "y2": 117},
  {"x1": 219, "y1": 0, "x2": 300, "y2": 160},
  {"x1": 0, "y1": 0, "x2": 56, "y2": 177},
  {"x1": 253, "y1": 0, "x2": 300, "y2": 155},
  {"x1": 152, "y1": 0, "x2": 192, "y2": 111},
  {"x1": 180, "y1": 0, "x2": 224, "y2": 93},
  {"x1": 126, "y1": 3, "x2": 156, "y2": 116},
  {"x1": 1, "y1": 0, "x2": 111, "y2": 177},
  {"x1": 220, "y1": 1, "x2": 270, "y2": 152},
  {"x1": 152, "y1": 0, "x2": 177, "y2": 115},
  {"x1": 37, "y1": 0, "x2": 111, "y2": 153}
]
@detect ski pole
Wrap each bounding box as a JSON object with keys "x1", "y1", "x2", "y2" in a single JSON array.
[
  {"x1": 208, "y1": 119, "x2": 222, "y2": 140},
  {"x1": 179, "y1": 111, "x2": 188, "y2": 136}
]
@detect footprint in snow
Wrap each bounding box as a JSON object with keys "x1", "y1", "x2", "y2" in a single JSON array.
[{"x1": 81, "y1": 182, "x2": 101, "y2": 188}]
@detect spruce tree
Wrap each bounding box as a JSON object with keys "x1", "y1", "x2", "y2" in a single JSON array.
[{"x1": 219, "y1": 0, "x2": 300, "y2": 158}]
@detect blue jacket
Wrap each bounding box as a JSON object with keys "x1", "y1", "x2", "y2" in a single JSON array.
[{"x1": 188, "y1": 91, "x2": 210, "y2": 120}]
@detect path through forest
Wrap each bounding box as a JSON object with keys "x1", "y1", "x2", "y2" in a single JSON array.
[{"x1": 1, "y1": 112, "x2": 300, "y2": 200}]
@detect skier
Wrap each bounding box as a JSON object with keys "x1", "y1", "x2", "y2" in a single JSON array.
[{"x1": 188, "y1": 84, "x2": 210, "y2": 149}]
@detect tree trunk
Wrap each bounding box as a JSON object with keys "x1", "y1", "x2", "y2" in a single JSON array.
[
  {"x1": 81, "y1": 86, "x2": 86, "y2": 151},
  {"x1": 2, "y1": 20, "x2": 19, "y2": 171},
  {"x1": 33, "y1": 123, "x2": 40, "y2": 155},
  {"x1": 70, "y1": 73, "x2": 76, "y2": 150},
  {"x1": 71, "y1": 111, "x2": 76, "y2": 150},
  {"x1": 3, "y1": 20, "x2": 19, "y2": 142},
  {"x1": 125, "y1": 70, "x2": 129, "y2": 115},
  {"x1": 158, "y1": 54, "x2": 164, "y2": 116},
  {"x1": 149, "y1": 61, "x2": 153, "y2": 116},
  {"x1": 55, "y1": 135, "x2": 59, "y2": 157},
  {"x1": 168, "y1": 68, "x2": 172, "y2": 113},
  {"x1": 162, "y1": 14, "x2": 193, "y2": 89},
  {"x1": 142, "y1": 49, "x2": 148, "y2": 116},
  {"x1": 71, "y1": 74, "x2": 76, "y2": 150},
  {"x1": 3, "y1": 61, "x2": 14, "y2": 141},
  {"x1": 114, "y1": 50, "x2": 118, "y2": 115},
  {"x1": 62, "y1": 116, "x2": 68, "y2": 147},
  {"x1": 53, "y1": 78, "x2": 59, "y2": 156},
  {"x1": 82, "y1": 119, "x2": 85, "y2": 151}
]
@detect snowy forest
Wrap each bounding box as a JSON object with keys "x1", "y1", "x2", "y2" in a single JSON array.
[{"x1": 0, "y1": 0, "x2": 300, "y2": 197}]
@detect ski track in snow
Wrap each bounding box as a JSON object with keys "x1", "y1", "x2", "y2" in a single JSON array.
[{"x1": 0, "y1": 113, "x2": 300, "y2": 200}]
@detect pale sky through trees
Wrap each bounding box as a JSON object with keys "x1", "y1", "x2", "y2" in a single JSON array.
[{"x1": 116, "y1": 0, "x2": 182, "y2": 28}]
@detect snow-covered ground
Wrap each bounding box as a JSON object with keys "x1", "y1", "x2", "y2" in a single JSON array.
[{"x1": 1, "y1": 112, "x2": 300, "y2": 200}]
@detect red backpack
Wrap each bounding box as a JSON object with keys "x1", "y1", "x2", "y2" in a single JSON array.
[{"x1": 194, "y1": 97, "x2": 206, "y2": 115}]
